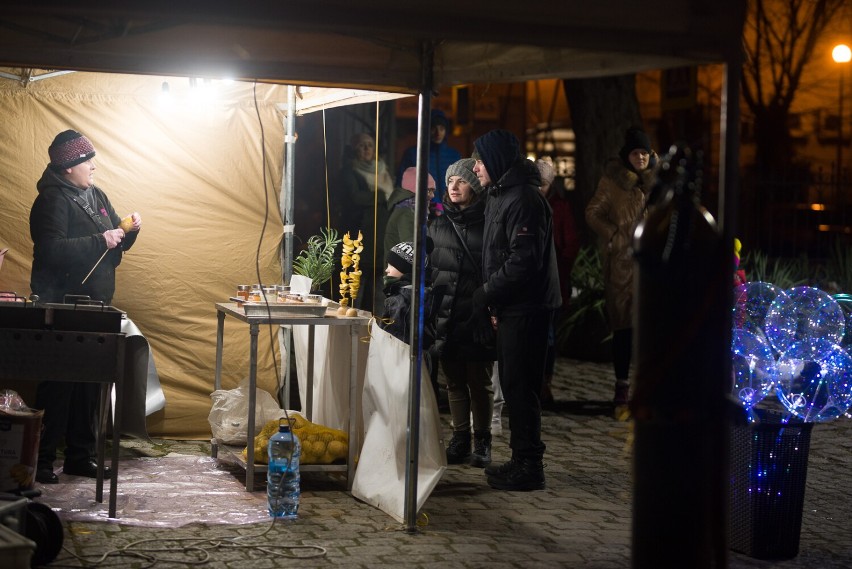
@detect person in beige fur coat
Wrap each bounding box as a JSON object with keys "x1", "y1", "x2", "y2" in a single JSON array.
[{"x1": 585, "y1": 127, "x2": 657, "y2": 413}]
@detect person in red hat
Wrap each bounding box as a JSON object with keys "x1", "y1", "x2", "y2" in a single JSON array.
[{"x1": 30, "y1": 129, "x2": 142, "y2": 484}]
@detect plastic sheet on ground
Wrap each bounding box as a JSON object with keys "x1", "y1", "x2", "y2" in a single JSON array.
[{"x1": 35, "y1": 456, "x2": 269, "y2": 527}]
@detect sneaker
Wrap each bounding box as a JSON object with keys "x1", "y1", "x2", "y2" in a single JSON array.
[
  {"x1": 445, "y1": 430, "x2": 471, "y2": 464},
  {"x1": 486, "y1": 458, "x2": 545, "y2": 491},
  {"x1": 470, "y1": 430, "x2": 492, "y2": 468}
]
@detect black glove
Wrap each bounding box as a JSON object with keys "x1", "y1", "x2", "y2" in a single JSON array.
[
  {"x1": 471, "y1": 311, "x2": 495, "y2": 346},
  {"x1": 471, "y1": 286, "x2": 488, "y2": 312}
]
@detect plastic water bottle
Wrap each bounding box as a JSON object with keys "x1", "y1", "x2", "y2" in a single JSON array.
[{"x1": 267, "y1": 421, "x2": 301, "y2": 519}]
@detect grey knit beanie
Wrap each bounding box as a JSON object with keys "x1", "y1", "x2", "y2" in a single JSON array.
[{"x1": 445, "y1": 158, "x2": 483, "y2": 194}]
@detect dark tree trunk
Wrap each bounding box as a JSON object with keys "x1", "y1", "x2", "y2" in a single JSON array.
[
  {"x1": 563, "y1": 74, "x2": 643, "y2": 245},
  {"x1": 752, "y1": 105, "x2": 794, "y2": 178}
]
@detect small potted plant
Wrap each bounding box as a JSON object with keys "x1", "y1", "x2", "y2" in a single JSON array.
[{"x1": 292, "y1": 227, "x2": 342, "y2": 292}]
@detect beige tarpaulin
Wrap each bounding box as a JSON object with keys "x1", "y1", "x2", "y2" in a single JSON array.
[{"x1": 0, "y1": 71, "x2": 287, "y2": 438}]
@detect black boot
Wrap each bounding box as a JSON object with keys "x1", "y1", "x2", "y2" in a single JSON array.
[
  {"x1": 614, "y1": 379, "x2": 630, "y2": 406},
  {"x1": 446, "y1": 430, "x2": 471, "y2": 464},
  {"x1": 486, "y1": 457, "x2": 545, "y2": 491},
  {"x1": 541, "y1": 375, "x2": 556, "y2": 410},
  {"x1": 484, "y1": 458, "x2": 512, "y2": 477},
  {"x1": 614, "y1": 379, "x2": 631, "y2": 421},
  {"x1": 470, "y1": 430, "x2": 492, "y2": 468}
]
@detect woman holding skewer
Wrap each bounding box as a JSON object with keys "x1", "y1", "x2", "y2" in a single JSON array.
[{"x1": 29, "y1": 129, "x2": 142, "y2": 484}]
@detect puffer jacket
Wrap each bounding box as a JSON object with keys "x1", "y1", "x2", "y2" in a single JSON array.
[
  {"x1": 480, "y1": 158, "x2": 561, "y2": 317},
  {"x1": 585, "y1": 157, "x2": 655, "y2": 330},
  {"x1": 29, "y1": 167, "x2": 138, "y2": 303},
  {"x1": 428, "y1": 196, "x2": 494, "y2": 361}
]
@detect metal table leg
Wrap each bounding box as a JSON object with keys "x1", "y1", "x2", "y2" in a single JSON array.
[
  {"x1": 306, "y1": 325, "x2": 315, "y2": 421},
  {"x1": 246, "y1": 322, "x2": 259, "y2": 492},
  {"x1": 212, "y1": 311, "x2": 225, "y2": 459},
  {"x1": 347, "y1": 323, "x2": 359, "y2": 490}
]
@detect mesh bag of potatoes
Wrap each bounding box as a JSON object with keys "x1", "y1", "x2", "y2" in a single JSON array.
[{"x1": 242, "y1": 412, "x2": 349, "y2": 465}]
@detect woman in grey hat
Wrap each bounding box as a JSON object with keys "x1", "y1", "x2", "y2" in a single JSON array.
[{"x1": 428, "y1": 158, "x2": 497, "y2": 468}]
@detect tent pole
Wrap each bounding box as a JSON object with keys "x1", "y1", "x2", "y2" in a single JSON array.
[
  {"x1": 404, "y1": 41, "x2": 435, "y2": 532},
  {"x1": 280, "y1": 85, "x2": 297, "y2": 408},
  {"x1": 282, "y1": 85, "x2": 297, "y2": 284}
]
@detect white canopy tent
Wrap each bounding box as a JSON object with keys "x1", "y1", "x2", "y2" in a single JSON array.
[{"x1": 0, "y1": 0, "x2": 746, "y2": 549}]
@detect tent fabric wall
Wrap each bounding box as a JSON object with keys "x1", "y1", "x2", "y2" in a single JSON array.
[{"x1": 0, "y1": 71, "x2": 287, "y2": 438}]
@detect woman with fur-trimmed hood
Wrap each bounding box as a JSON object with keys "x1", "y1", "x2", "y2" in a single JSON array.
[{"x1": 585, "y1": 127, "x2": 657, "y2": 411}]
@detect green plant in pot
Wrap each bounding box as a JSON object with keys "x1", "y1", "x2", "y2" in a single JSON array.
[
  {"x1": 293, "y1": 227, "x2": 342, "y2": 292},
  {"x1": 556, "y1": 246, "x2": 612, "y2": 362}
]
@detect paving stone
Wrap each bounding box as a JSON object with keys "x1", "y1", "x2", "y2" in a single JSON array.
[{"x1": 20, "y1": 356, "x2": 852, "y2": 568}]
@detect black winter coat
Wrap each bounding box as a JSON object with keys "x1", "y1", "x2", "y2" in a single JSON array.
[
  {"x1": 29, "y1": 167, "x2": 138, "y2": 303},
  {"x1": 428, "y1": 197, "x2": 494, "y2": 361},
  {"x1": 481, "y1": 159, "x2": 561, "y2": 317},
  {"x1": 380, "y1": 275, "x2": 441, "y2": 350}
]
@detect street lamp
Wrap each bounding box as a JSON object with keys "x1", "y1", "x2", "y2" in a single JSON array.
[{"x1": 832, "y1": 44, "x2": 851, "y2": 190}]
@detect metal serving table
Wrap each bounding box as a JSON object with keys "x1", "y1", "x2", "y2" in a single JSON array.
[
  {"x1": 212, "y1": 301, "x2": 369, "y2": 492},
  {"x1": 0, "y1": 302, "x2": 126, "y2": 519}
]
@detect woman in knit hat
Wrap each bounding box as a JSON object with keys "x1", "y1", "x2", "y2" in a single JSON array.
[
  {"x1": 30, "y1": 129, "x2": 142, "y2": 483},
  {"x1": 427, "y1": 158, "x2": 497, "y2": 467},
  {"x1": 585, "y1": 126, "x2": 657, "y2": 417}
]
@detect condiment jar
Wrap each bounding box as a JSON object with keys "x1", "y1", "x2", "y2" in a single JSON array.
[{"x1": 236, "y1": 285, "x2": 251, "y2": 300}]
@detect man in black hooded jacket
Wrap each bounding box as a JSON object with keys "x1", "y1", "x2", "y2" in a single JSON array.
[{"x1": 471, "y1": 129, "x2": 561, "y2": 491}]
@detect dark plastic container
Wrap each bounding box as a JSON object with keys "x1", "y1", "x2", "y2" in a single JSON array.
[{"x1": 729, "y1": 409, "x2": 813, "y2": 560}]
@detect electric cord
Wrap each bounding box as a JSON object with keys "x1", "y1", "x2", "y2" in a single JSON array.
[
  {"x1": 250, "y1": 80, "x2": 290, "y2": 429},
  {"x1": 53, "y1": 516, "x2": 326, "y2": 567}
]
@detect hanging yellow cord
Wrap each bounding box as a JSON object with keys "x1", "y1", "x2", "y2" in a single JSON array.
[{"x1": 322, "y1": 108, "x2": 331, "y2": 229}]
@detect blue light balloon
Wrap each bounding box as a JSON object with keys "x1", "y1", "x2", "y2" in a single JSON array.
[
  {"x1": 732, "y1": 281, "x2": 789, "y2": 346},
  {"x1": 764, "y1": 286, "x2": 845, "y2": 355},
  {"x1": 833, "y1": 294, "x2": 852, "y2": 348},
  {"x1": 775, "y1": 339, "x2": 852, "y2": 422},
  {"x1": 731, "y1": 329, "x2": 777, "y2": 409}
]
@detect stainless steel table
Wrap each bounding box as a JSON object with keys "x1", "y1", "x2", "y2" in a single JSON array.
[{"x1": 212, "y1": 302, "x2": 369, "y2": 492}]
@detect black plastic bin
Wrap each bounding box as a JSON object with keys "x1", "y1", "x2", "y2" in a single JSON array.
[{"x1": 729, "y1": 409, "x2": 814, "y2": 560}]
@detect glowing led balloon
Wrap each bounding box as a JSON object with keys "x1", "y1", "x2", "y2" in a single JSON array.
[
  {"x1": 775, "y1": 339, "x2": 852, "y2": 422},
  {"x1": 731, "y1": 329, "x2": 777, "y2": 408},
  {"x1": 833, "y1": 294, "x2": 852, "y2": 348},
  {"x1": 732, "y1": 281, "x2": 789, "y2": 344},
  {"x1": 764, "y1": 286, "x2": 845, "y2": 355}
]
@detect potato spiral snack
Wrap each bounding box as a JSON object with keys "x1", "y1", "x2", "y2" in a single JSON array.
[{"x1": 338, "y1": 230, "x2": 363, "y2": 315}]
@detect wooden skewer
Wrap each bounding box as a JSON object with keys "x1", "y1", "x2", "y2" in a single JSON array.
[
  {"x1": 81, "y1": 248, "x2": 109, "y2": 285},
  {"x1": 81, "y1": 215, "x2": 135, "y2": 285}
]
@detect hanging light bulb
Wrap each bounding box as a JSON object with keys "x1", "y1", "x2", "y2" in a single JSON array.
[{"x1": 158, "y1": 81, "x2": 172, "y2": 108}]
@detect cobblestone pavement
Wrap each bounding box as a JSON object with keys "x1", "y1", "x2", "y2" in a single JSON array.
[{"x1": 26, "y1": 358, "x2": 852, "y2": 568}]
